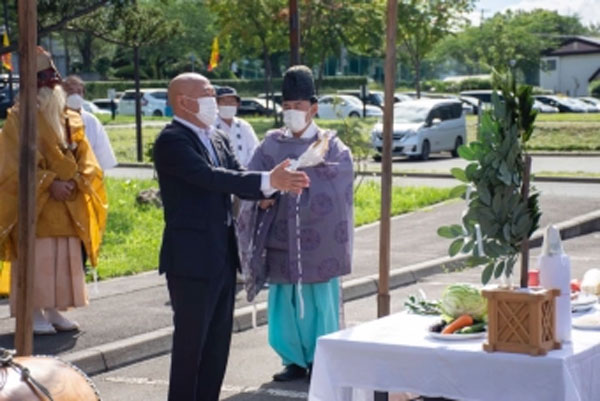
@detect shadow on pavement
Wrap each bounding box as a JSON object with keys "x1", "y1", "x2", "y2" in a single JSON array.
[
  {"x1": 222, "y1": 379, "x2": 309, "y2": 401},
  {"x1": 0, "y1": 330, "x2": 79, "y2": 355}
]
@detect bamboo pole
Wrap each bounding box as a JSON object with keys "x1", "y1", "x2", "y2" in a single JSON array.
[
  {"x1": 15, "y1": 0, "x2": 37, "y2": 356},
  {"x1": 377, "y1": 0, "x2": 397, "y2": 319}
]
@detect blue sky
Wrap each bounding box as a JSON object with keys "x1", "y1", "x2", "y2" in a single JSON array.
[{"x1": 470, "y1": 0, "x2": 600, "y2": 26}]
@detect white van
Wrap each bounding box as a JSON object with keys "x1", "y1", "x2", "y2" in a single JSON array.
[{"x1": 371, "y1": 98, "x2": 466, "y2": 160}]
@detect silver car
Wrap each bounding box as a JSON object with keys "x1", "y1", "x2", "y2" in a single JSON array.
[{"x1": 371, "y1": 98, "x2": 467, "y2": 161}]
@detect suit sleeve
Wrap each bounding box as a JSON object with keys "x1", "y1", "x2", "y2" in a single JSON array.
[{"x1": 153, "y1": 131, "x2": 264, "y2": 199}]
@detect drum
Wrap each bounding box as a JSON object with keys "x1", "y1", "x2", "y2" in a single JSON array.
[{"x1": 0, "y1": 353, "x2": 101, "y2": 401}]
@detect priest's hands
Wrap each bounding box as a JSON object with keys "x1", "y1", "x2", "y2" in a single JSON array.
[
  {"x1": 50, "y1": 179, "x2": 76, "y2": 201},
  {"x1": 269, "y1": 159, "x2": 310, "y2": 195}
]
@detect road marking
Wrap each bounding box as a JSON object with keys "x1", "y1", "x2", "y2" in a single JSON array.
[{"x1": 103, "y1": 377, "x2": 309, "y2": 399}]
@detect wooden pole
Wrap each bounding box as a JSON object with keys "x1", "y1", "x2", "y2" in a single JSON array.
[
  {"x1": 289, "y1": 0, "x2": 300, "y2": 66},
  {"x1": 377, "y1": 0, "x2": 397, "y2": 319},
  {"x1": 520, "y1": 154, "x2": 532, "y2": 288},
  {"x1": 15, "y1": 0, "x2": 37, "y2": 356},
  {"x1": 134, "y1": 45, "x2": 142, "y2": 162}
]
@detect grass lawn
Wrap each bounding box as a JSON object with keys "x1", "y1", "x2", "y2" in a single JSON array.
[
  {"x1": 95, "y1": 177, "x2": 453, "y2": 279},
  {"x1": 465, "y1": 114, "x2": 600, "y2": 151}
]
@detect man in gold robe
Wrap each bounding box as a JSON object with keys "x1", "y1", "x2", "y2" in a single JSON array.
[{"x1": 0, "y1": 47, "x2": 107, "y2": 335}]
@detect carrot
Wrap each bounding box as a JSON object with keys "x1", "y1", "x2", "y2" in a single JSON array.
[{"x1": 441, "y1": 314, "x2": 474, "y2": 334}]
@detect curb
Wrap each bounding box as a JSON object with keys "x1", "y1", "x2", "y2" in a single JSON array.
[
  {"x1": 357, "y1": 170, "x2": 600, "y2": 184},
  {"x1": 66, "y1": 209, "x2": 600, "y2": 376},
  {"x1": 116, "y1": 162, "x2": 154, "y2": 168}
]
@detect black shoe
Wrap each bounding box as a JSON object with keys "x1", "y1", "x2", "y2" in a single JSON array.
[
  {"x1": 306, "y1": 363, "x2": 313, "y2": 382},
  {"x1": 272, "y1": 364, "x2": 307, "y2": 382}
]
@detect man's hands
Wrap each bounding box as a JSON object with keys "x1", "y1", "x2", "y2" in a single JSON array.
[
  {"x1": 259, "y1": 199, "x2": 275, "y2": 210},
  {"x1": 269, "y1": 159, "x2": 310, "y2": 195},
  {"x1": 49, "y1": 180, "x2": 76, "y2": 201}
]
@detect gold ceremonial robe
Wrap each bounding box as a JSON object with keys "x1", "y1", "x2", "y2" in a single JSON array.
[{"x1": 0, "y1": 107, "x2": 107, "y2": 267}]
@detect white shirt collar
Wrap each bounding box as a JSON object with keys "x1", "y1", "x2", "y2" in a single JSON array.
[
  {"x1": 173, "y1": 115, "x2": 213, "y2": 137},
  {"x1": 216, "y1": 115, "x2": 238, "y2": 129},
  {"x1": 284, "y1": 120, "x2": 318, "y2": 139}
]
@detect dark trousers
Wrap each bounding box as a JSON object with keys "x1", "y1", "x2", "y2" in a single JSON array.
[{"x1": 166, "y1": 260, "x2": 236, "y2": 401}]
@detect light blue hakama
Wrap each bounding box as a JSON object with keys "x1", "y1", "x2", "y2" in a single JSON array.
[{"x1": 268, "y1": 278, "x2": 340, "y2": 368}]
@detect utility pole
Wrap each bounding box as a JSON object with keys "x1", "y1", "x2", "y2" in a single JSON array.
[{"x1": 289, "y1": 0, "x2": 300, "y2": 66}]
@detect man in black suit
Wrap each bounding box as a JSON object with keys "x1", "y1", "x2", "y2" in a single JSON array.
[{"x1": 153, "y1": 72, "x2": 310, "y2": 401}]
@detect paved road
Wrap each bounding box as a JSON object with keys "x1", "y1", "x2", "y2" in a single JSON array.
[
  {"x1": 106, "y1": 153, "x2": 600, "y2": 181},
  {"x1": 365, "y1": 154, "x2": 600, "y2": 174},
  {"x1": 92, "y1": 231, "x2": 600, "y2": 401}
]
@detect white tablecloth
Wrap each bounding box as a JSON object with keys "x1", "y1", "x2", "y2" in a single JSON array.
[{"x1": 309, "y1": 313, "x2": 600, "y2": 401}]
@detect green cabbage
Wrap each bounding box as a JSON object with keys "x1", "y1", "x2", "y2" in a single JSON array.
[{"x1": 440, "y1": 283, "x2": 487, "y2": 321}]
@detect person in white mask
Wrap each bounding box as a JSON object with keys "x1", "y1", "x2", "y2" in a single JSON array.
[
  {"x1": 62, "y1": 75, "x2": 117, "y2": 171},
  {"x1": 215, "y1": 86, "x2": 259, "y2": 167},
  {"x1": 153, "y1": 72, "x2": 310, "y2": 401}
]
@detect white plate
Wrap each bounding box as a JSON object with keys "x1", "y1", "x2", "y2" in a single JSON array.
[
  {"x1": 428, "y1": 331, "x2": 486, "y2": 341},
  {"x1": 572, "y1": 313, "x2": 600, "y2": 330},
  {"x1": 572, "y1": 294, "x2": 598, "y2": 313}
]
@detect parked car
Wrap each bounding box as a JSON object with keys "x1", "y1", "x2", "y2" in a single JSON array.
[
  {"x1": 117, "y1": 88, "x2": 168, "y2": 116},
  {"x1": 565, "y1": 97, "x2": 598, "y2": 112},
  {"x1": 317, "y1": 94, "x2": 382, "y2": 119},
  {"x1": 0, "y1": 85, "x2": 18, "y2": 118},
  {"x1": 371, "y1": 98, "x2": 466, "y2": 161},
  {"x1": 578, "y1": 97, "x2": 600, "y2": 111},
  {"x1": 532, "y1": 100, "x2": 559, "y2": 113},
  {"x1": 238, "y1": 97, "x2": 282, "y2": 117},
  {"x1": 92, "y1": 98, "x2": 119, "y2": 114},
  {"x1": 394, "y1": 93, "x2": 412, "y2": 103},
  {"x1": 458, "y1": 95, "x2": 481, "y2": 115},
  {"x1": 82, "y1": 100, "x2": 111, "y2": 115},
  {"x1": 534, "y1": 95, "x2": 586, "y2": 113},
  {"x1": 257, "y1": 92, "x2": 283, "y2": 105},
  {"x1": 338, "y1": 90, "x2": 385, "y2": 109}
]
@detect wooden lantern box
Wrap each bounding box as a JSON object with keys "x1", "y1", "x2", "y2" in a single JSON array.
[{"x1": 482, "y1": 287, "x2": 561, "y2": 356}]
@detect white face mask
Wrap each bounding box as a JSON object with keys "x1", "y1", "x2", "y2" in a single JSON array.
[
  {"x1": 66, "y1": 94, "x2": 84, "y2": 111},
  {"x1": 283, "y1": 109, "x2": 308, "y2": 133},
  {"x1": 186, "y1": 96, "x2": 217, "y2": 127},
  {"x1": 218, "y1": 105, "x2": 237, "y2": 120}
]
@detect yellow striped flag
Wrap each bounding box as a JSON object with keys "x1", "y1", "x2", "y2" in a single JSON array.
[
  {"x1": 207, "y1": 37, "x2": 219, "y2": 72},
  {"x1": 1, "y1": 29, "x2": 11, "y2": 71}
]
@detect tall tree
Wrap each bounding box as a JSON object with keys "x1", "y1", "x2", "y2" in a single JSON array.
[
  {"x1": 299, "y1": 0, "x2": 385, "y2": 91},
  {"x1": 396, "y1": 0, "x2": 475, "y2": 97},
  {"x1": 208, "y1": 0, "x2": 288, "y2": 106},
  {"x1": 435, "y1": 9, "x2": 588, "y2": 84},
  {"x1": 1, "y1": 0, "x2": 134, "y2": 55}
]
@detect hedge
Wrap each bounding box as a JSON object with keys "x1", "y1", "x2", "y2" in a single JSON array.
[
  {"x1": 590, "y1": 80, "x2": 600, "y2": 98},
  {"x1": 421, "y1": 78, "x2": 493, "y2": 94},
  {"x1": 84, "y1": 76, "x2": 369, "y2": 99}
]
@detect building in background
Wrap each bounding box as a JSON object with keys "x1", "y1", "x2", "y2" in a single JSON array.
[{"x1": 540, "y1": 36, "x2": 600, "y2": 97}]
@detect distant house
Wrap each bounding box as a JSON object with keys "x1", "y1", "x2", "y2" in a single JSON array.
[{"x1": 540, "y1": 36, "x2": 600, "y2": 97}]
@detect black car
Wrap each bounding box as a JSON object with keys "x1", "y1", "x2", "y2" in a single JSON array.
[
  {"x1": 237, "y1": 97, "x2": 282, "y2": 117},
  {"x1": 338, "y1": 90, "x2": 385, "y2": 109},
  {"x1": 0, "y1": 85, "x2": 18, "y2": 119}
]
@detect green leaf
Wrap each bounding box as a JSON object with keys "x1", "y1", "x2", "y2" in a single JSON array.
[
  {"x1": 449, "y1": 238, "x2": 464, "y2": 257},
  {"x1": 494, "y1": 260, "x2": 506, "y2": 279},
  {"x1": 451, "y1": 168, "x2": 468, "y2": 183},
  {"x1": 492, "y1": 191, "x2": 502, "y2": 215},
  {"x1": 458, "y1": 145, "x2": 476, "y2": 161},
  {"x1": 514, "y1": 214, "x2": 531, "y2": 238},
  {"x1": 438, "y1": 226, "x2": 458, "y2": 239},
  {"x1": 482, "y1": 262, "x2": 495, "y2": 285},
  {"x1": 465, "y1": 163, "x2": 478, "y2": 180},
  {"x1": 466, "y1": 256, "x2": 489, "y2": 267},
  {"x1": 477, "y1": 185, "x2": 491, "y2": 206},
  {"x1": 449, "y1": 224, "x2": 465, "y2": 237},
  {"x1": 462, "y1": 240, "x2": 474, "y2": 254},
  {"x1": 449, "y1": 184, "x2": 467, "y2": 198},
  {"x1": 503, "y1": 223, "x2": 512, "y2": 242}
]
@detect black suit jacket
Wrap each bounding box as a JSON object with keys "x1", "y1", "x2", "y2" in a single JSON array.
[{"x1": 153, "y1": 120, "x2": 264, "y2": 279}]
